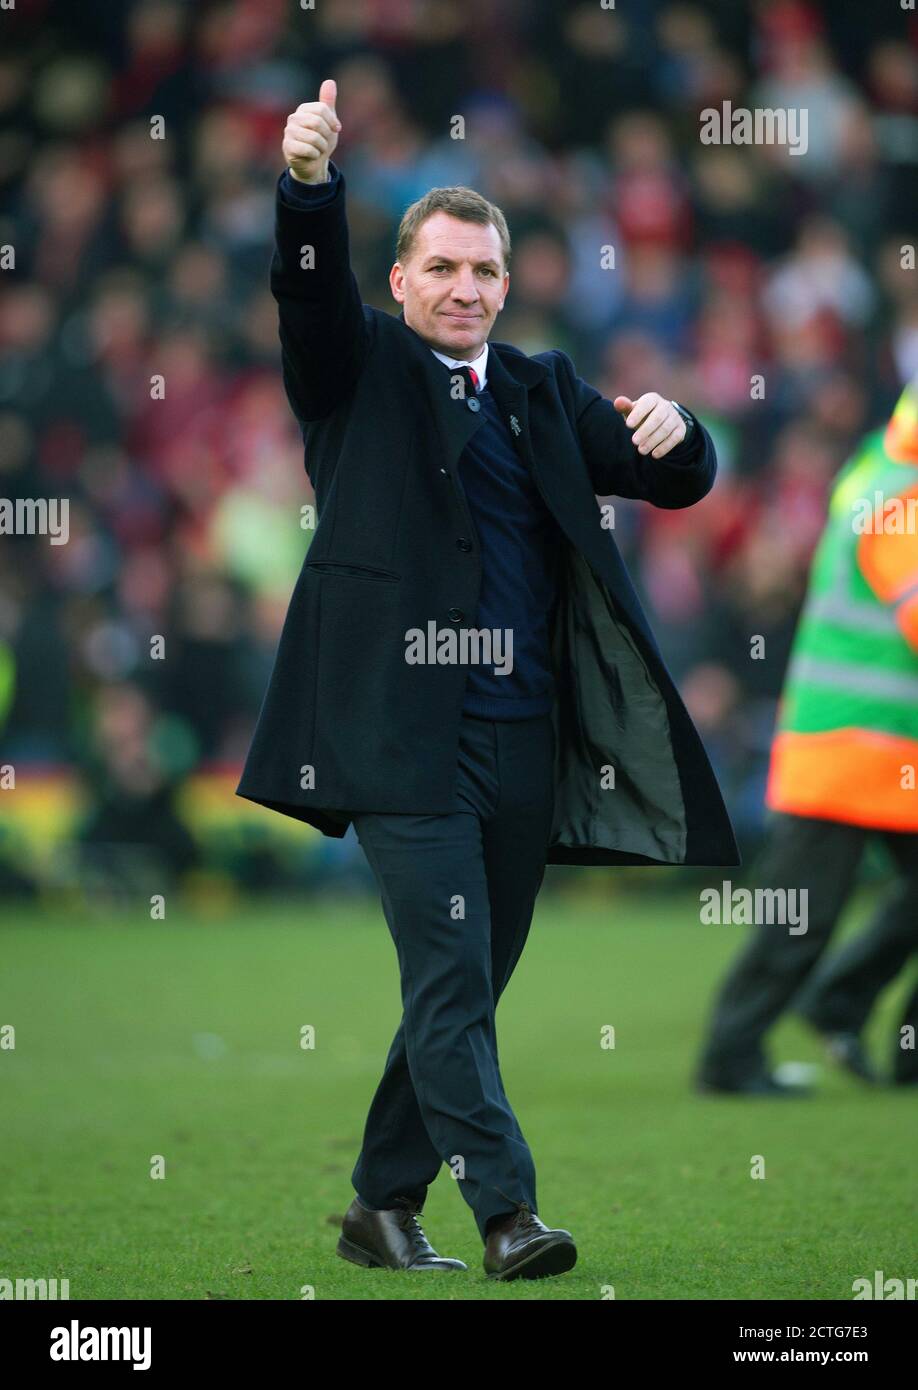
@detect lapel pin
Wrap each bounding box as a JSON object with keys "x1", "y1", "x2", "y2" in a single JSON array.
[{"x1": 510, "y1": 415, "x2": 521, "y2": 436}]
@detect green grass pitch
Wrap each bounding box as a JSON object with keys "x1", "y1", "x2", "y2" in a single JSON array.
[{"x1": 2, "y1": 889, "x2": 916, "y2": 1300}]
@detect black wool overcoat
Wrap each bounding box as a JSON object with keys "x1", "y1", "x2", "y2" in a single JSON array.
[{"x1": 236, "y1": 167, "x2": 741, "y2": 867}]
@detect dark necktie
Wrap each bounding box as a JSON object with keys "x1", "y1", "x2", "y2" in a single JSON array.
[{"x1": 454, "y1": 364, "x2": 479, "y2": 397}]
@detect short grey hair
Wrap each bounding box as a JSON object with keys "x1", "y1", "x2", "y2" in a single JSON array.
[{"x1": 396, "y1": 186, "x2": 511, "y2": 271}]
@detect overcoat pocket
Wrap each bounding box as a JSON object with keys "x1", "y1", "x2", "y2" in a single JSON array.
[{"x1": 305, "y1": 561, "x2": 401, "y2": 583}]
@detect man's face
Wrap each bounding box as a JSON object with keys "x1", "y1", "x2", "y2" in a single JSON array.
[{"x1": 389, "y1": 211, "x2": 509, "y2": 359}]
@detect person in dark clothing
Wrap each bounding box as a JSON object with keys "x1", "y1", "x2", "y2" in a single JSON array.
[
  {"x1": 238, "y1": 80, "x2": 738, "y2": 1280},
  {"x1": 793, "y1": 838, "x2": 918, "y2": 1087},
  {"x1": 696, "y1": 382, "x2": 918, "y2": 1096}
]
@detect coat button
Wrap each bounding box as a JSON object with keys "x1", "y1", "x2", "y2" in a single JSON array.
[
  {"x1": 448, "y1": 608, "x2": 463, "y2": 622},
  {"x1": 456, "y1": 537, "x2": 472, "y2": 552},
  {"x1": 467, "y1": 398, "x2": 480, "y2": 412}
]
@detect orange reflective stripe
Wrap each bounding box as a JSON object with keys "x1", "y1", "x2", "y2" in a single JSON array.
[
  {"x1": 857, "y1": 484, "x2": 918, "y2": 601},
  {"x1": 766, "y1": 729, "x2": 918, "y2": 830},
  {"x1": 897, "y1": 592, "x2": 918, "y2": 650}
]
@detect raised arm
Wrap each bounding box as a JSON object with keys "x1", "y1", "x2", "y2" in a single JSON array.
[
  {"x1": 554, "y1": 349, "x2": 717, "y2": 508},
  {"x1": 272, "y1": 79, "x2": 369, "y2": 422}
]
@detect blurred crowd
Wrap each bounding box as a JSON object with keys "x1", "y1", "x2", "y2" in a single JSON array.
[{"x1": 0, "y1": 0, "x2": 916, "y2": 890}]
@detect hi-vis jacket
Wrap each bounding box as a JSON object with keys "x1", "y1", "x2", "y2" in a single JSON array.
[
  {"x1": 236, "y1": 165, "x2": 740, "y2": 867},
  {"x1": 767, "y1": 381, "x2": 918, "y2": 830}
]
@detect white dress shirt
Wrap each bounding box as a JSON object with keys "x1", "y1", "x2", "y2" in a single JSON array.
[{"x1": 430, "y1": 340, "x2": 489, "y2": 391}]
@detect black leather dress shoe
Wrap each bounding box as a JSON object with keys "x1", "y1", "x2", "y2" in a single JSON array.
[
  {"x1": 696, "y1": 1071, "x2": 812, "y2": 1097},
  {"x1": 336, "y1": 1196, "x2": 467, "y2": 1271},
  {"x1": 483, "y1": 1203, "x2": 577, "y2": 1281}
]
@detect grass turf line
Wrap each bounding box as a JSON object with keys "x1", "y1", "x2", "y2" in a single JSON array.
[{"x1": 1, "y1": 893, "x2": 916, "y2": 1300}]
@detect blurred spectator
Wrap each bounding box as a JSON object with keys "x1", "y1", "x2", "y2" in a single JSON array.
[{"x1": 0, "y1": 0, "x2": 915, "y2": 884}]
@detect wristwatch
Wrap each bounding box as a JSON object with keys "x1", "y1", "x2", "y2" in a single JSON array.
[{"x1": 670, "y1": 401, "x2": 695, "y2": 441}]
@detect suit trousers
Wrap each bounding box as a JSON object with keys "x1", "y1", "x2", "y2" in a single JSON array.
[
  {"x1": 349, "y1": 709, "x2": 555, "y2": 1241},
  {"x1": 697, "y1": 812, "x2": 918, "y2": 1084}
]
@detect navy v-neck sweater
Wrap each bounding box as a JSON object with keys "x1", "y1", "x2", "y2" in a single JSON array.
[{"x1": 453, "y1": 381, "x2": 563, "y2": 721}]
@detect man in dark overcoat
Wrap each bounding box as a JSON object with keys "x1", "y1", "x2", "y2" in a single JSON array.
[{"x1": 237, "y1": 80, "x2": 740, "y2": 1281}]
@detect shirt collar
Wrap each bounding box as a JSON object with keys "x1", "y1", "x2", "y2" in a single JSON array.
[{"x1": 430, "y1": 340, "x2": 489, "y2": 391}]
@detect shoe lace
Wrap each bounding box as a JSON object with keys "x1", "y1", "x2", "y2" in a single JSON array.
[
  {"x1": 392, "y1": 1196, "x2": 428, "y2": 1250},
  {"x1": 492, "y1": 1187, "x2": 536, "y2": 1229}
]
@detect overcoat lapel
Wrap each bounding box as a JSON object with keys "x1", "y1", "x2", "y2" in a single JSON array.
[{"x1": 396, "y1": 309, "x2": 549, "y2": 484}]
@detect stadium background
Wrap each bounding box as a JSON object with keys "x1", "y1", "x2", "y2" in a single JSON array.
[
  {"x1": 1, "y1": 0, "x2": 915, "y2": 901},
  {"x1": 2, "y1": 0, "x2": 918, "y2": 1306}
]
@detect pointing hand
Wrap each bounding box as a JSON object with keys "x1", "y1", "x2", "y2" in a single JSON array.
[{"x1": 614, "y1": 394, "x2": 687, "y2": 459}]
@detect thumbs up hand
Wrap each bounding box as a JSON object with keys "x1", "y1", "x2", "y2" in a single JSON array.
[
  {"x1": 283, "y1": 79, "x2": 341, "y2": 184},
  {"x1": 613, "y1": 393, "x2": 687, "y2": 458}
]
